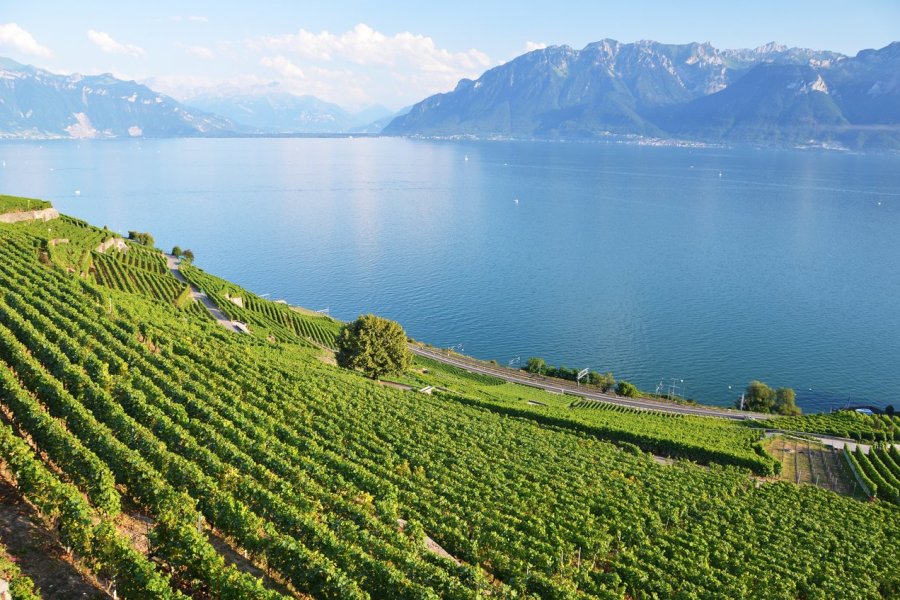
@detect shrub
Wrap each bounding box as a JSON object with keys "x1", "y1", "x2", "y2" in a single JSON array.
[{"x1": 616, "y1": 381, "x2": 639, "y2": 398}]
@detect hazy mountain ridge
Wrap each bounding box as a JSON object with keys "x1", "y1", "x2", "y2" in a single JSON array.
[
  {"x1": 182, "y1": 85, "x2": 394, "y2": 134},
  {"x1": 384, "y1": 40, "x2": 900, "y2": 149},
  {"x1": 0, "y1": 58, "x2": 233, "y2": 138}
]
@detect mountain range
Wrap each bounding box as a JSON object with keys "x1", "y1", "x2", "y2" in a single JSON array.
[
  {"x1": 0, "y1": 58, "x2": 233, "y2": 138},
  {"x1": 181, "y1": 84, "x2": 402, "y2": 134},
  {"x1": 384, "y1": 40, "x2": 900, "y2": 150},
  {"x1": 1, "y1": 39, "x2": 898, "y2": 149},
  {"x1": 0, "y1": 57, "x2": 405, "y2": 138}
]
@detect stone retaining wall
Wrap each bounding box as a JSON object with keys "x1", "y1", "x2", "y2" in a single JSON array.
[
  {"x1": 0, "y1": 207, "x2": 60, "y2": 223},
  {"x1": 96, "y1": 237, "x2": 128, "y2": 253}
]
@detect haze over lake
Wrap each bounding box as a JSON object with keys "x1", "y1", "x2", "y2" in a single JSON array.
[{"x1": 2, "y1": 137, "x2": 898, "y2": 411}]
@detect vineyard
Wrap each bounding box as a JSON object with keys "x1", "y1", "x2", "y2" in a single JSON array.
[
  {"x1": 570, "y1": 399, "x2": 674, "y2": 417},
  {"x1": 93, "y1": 251, "x2": 184, "y2": 302},
  {"x1": 180, "y1": 263, "x2": 341, "y2": 347},
  {"x1": 402, "y1": 370, "x2": 781, "y2": 475},
  {"x1": 757, "y1": 411, "x2": 899, "y2": 442},
  {"x1": 0, "y1": 194, "x2": 50, "y2": 213},
  {"x1": 0, "y1": 201, "x2": 898, "y2": 599},
  {"x1": 0, "y1": 541, "x2": 39, "y2": 600},
  {"x1": 845, "y1": 445, "x2": 900, "y2": 504}
]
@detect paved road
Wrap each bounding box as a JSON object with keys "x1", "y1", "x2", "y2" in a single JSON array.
[
  {"x1": 165, "y1": 254, "x2": 247, "y2": 333},
  {"x1": 409, "y1": 345, "x2": 771, "y2": 420}
]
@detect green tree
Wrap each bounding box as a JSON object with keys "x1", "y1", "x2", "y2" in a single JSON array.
[
  {"x1": 594, "y1": 371, "x2": 616, "y2": 392},
  {"x1": 741, "y1": 380, "x2": 775, "y2": 412},
  {"x1": 774, "y1": 387, "x2": 801, "y2": 416},
  {"x1": 616, "y1": 380, "x2": 639, "y2": 398},
  {"x1": 182, "y1": 249, "x2": 195, "y2": 262},
  {"x1": 171, "y1": 245, "x2": 183, "y2": 257},
  {"x1": 525, "y1": 357, "x2": 546, "y2": 375},
  {"x1": 336, "y1": 314, "x2": 412, "y2": 379},
  {"x1": 127, "y1": 231, "x2": 155, "y2": 247}
]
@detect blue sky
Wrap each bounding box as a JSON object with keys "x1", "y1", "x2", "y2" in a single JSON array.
[{"x1": 2, "y1": 1, "x2": 898, "y2": 110}]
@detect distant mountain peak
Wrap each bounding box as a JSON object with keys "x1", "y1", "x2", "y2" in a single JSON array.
[{"x1": 754, "y1": 41, "x2": 789, "y2": 54}]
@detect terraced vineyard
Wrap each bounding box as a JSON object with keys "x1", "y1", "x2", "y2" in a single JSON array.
[
  {"x1": 12, "y1": 214, "x2": 112, "y2": 272},
  {"x1": 845, "y1": 445, "x2": 900, "y2": 505},
  {"x1": 0, "y1": 202, "x2": 898, "y2": 599},
  {"x1": 403, "y1": 360, "x2": 781, "y2": 474},
  {"x1": 0, "y1": 194, "x2": 50, "y2": 213},
  {"x1": 92, "y1": 251, "x2": 185, "y2": 301},
  {"x1": 570, "y1": 399, "x2": 673, "y2": 417},
  {"x1": 441, "y1": 387, "x2": 781, "y2": 474},
  {"x1": 180, "y1": 262, "x2": 341, "y2": 347},
  {"x1": 758, "y1": 411, "x2": 899, "y2": 442}
]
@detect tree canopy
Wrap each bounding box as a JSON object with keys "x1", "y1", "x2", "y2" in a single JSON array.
[
  {"x1": 742, "y1": 380, "x2": 775, "y2": 412},
  {"x1": 616, "y1": 380, "x2": 639, "y2": 398},
  {"x1": 738, "y1": 380, "x2": 800, "y2": 415},
  {"x1": 335, "y1": 314, "x2": 412, "y2": 379},
  {"x1": 774, "y1": 387, "x2": 801, "y2": 416},
  {"x1": 127, "y1": 231, "x2": 155, "y2": 247},
  {"x1": 525, "y1": 357, "x2": 546, "y2": 374}
]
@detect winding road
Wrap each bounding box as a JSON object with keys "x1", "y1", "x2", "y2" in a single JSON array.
[{"x1": 165, "y1": 254, "x2": 248, "y2": 334}]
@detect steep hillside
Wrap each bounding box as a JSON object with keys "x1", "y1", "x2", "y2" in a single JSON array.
[
  {"x1": 0, "y1": 197, "x2": 897, "y2": 598},
  {"x1": 652, "y1": 64, "x2": 848, "y2": 144}
]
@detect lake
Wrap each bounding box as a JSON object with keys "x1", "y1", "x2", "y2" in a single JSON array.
[{"x1": 1, "y1": 137, "x2": 898, "y2": 411}]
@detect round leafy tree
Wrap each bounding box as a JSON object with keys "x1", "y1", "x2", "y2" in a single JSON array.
[
  {"x1": 336, "y1": 314, "x2": 412, "y2": 379},
  {"x1": 616, "y1": 380, "x2": 639, "y2": 398}
]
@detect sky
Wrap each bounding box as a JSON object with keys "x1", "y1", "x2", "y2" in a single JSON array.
[{"x1": 1, "y1": 1, "x2": 898, "y2": 111}]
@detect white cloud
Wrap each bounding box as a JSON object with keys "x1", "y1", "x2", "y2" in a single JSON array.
[
  {"x1": 248, "y1": 23, "x2": 491, "y2": 107},
  {"x1": 525, "y1": 41, "x2": 548, "y2": 52},
  {"x1": 260, "y1": 55, "x2": 305, "y2": 78},
  {"x1": 258, "y1": 55, "x2": 368, "y2": 105},
  {"x1": 251, "y1": 23, "x2": 490, "y2": 73},
  {"x1": 87, "y1": 29, "x2": 144, "y2": 57},
  {"x1": 0, "y1": 23, "x2": 53, "y2": 57},
  {"x1": 179, "y1": 44, "x2": 214, "y2": 60}
]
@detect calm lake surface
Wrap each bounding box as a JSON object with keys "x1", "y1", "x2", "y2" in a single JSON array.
[{"x1": 2, "y1": 137, "x2": 898, "y2": 411}]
